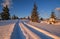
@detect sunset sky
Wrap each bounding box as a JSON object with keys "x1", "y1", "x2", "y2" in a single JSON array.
[{"x1": 0, "y1": 0, "x2": 60, "y2": 18}]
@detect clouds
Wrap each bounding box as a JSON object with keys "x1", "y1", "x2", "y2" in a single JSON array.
[
  {"x1": 1, "y1": 0, "x2": 12, "y2": 8},
  {"x1": 55, "y1": 8, "x2": 60, "y2": 11}
]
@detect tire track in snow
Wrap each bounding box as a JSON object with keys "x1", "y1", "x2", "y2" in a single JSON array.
[
  {"x1": 19, "y1": 23, "x2": 40, "y2": 39},
  {"x1": 10, "y1": 21, "x2": 25, "y2": 39}
]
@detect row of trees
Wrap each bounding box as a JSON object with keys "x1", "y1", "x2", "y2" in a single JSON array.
[
  {"x1": 0, "y1": 3, "x2": 56, "y2": 22},
  {"x1": 0, "y1": 5, "x2": 19, "y2": 20},
  {"x1": 31, "y1": 3, "x2": 56, "y2": 23}
]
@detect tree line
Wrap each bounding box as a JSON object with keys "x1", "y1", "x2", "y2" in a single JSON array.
[{"x1": 0, "y1": 4, "x2": 56, "y2": 23}]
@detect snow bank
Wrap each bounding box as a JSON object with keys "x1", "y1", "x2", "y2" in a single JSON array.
[{"x1": 0, "y1": 23, "x2": 15, "y2": 39}]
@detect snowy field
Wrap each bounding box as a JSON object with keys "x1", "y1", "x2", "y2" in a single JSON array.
[
  {"x1": 26, "y1": 21, "x2": 60, "y2": 37},
  {"x1": 0, "y1": 20, "x2": 60, "y2": 39},
  {"x1": 0, "y1": 20, "x2": 18, "y2": 39}
]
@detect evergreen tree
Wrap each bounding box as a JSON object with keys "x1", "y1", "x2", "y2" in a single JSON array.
[
  {"x1": 31, "y1": 3, "x2": 39, "y2": 22},
  {"x1": 40, "y1": 17, "x2": 43, "y2": 20},
  {"x1": 50, "y1": 12, "x2": 56, "y2": 19},
  {"x1": 1, "y1": 5, "x2": 10, "y2": 20},
  {"x1": 0, "y1": 13, "x2": 2, "y2": 20}
]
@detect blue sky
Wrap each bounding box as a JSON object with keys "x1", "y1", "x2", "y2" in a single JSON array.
[{"x1": 0, "y1": 0, "x2": 60, "y2": 18}]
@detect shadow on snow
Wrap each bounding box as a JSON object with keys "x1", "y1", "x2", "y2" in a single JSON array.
[
  {"x1": 23, "y1": 22, "x2": 53, "y2": 39},
  {"x1": 10, "y1": 20, "x2": 25, "y2": 39}
]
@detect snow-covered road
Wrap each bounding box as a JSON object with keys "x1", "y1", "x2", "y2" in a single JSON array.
[
  {"x1": 10, "y1": 20, "x2": 25, "y2": 39},
  {"x1": 0, "y1": 20, "x2": 60, "y2": 39},
  {"x1": 0, "y1": 20, "x2": 26, "y2": 39},
  {"x1": 21, "y1": 22, "x2": 53, "y2": 39}
]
